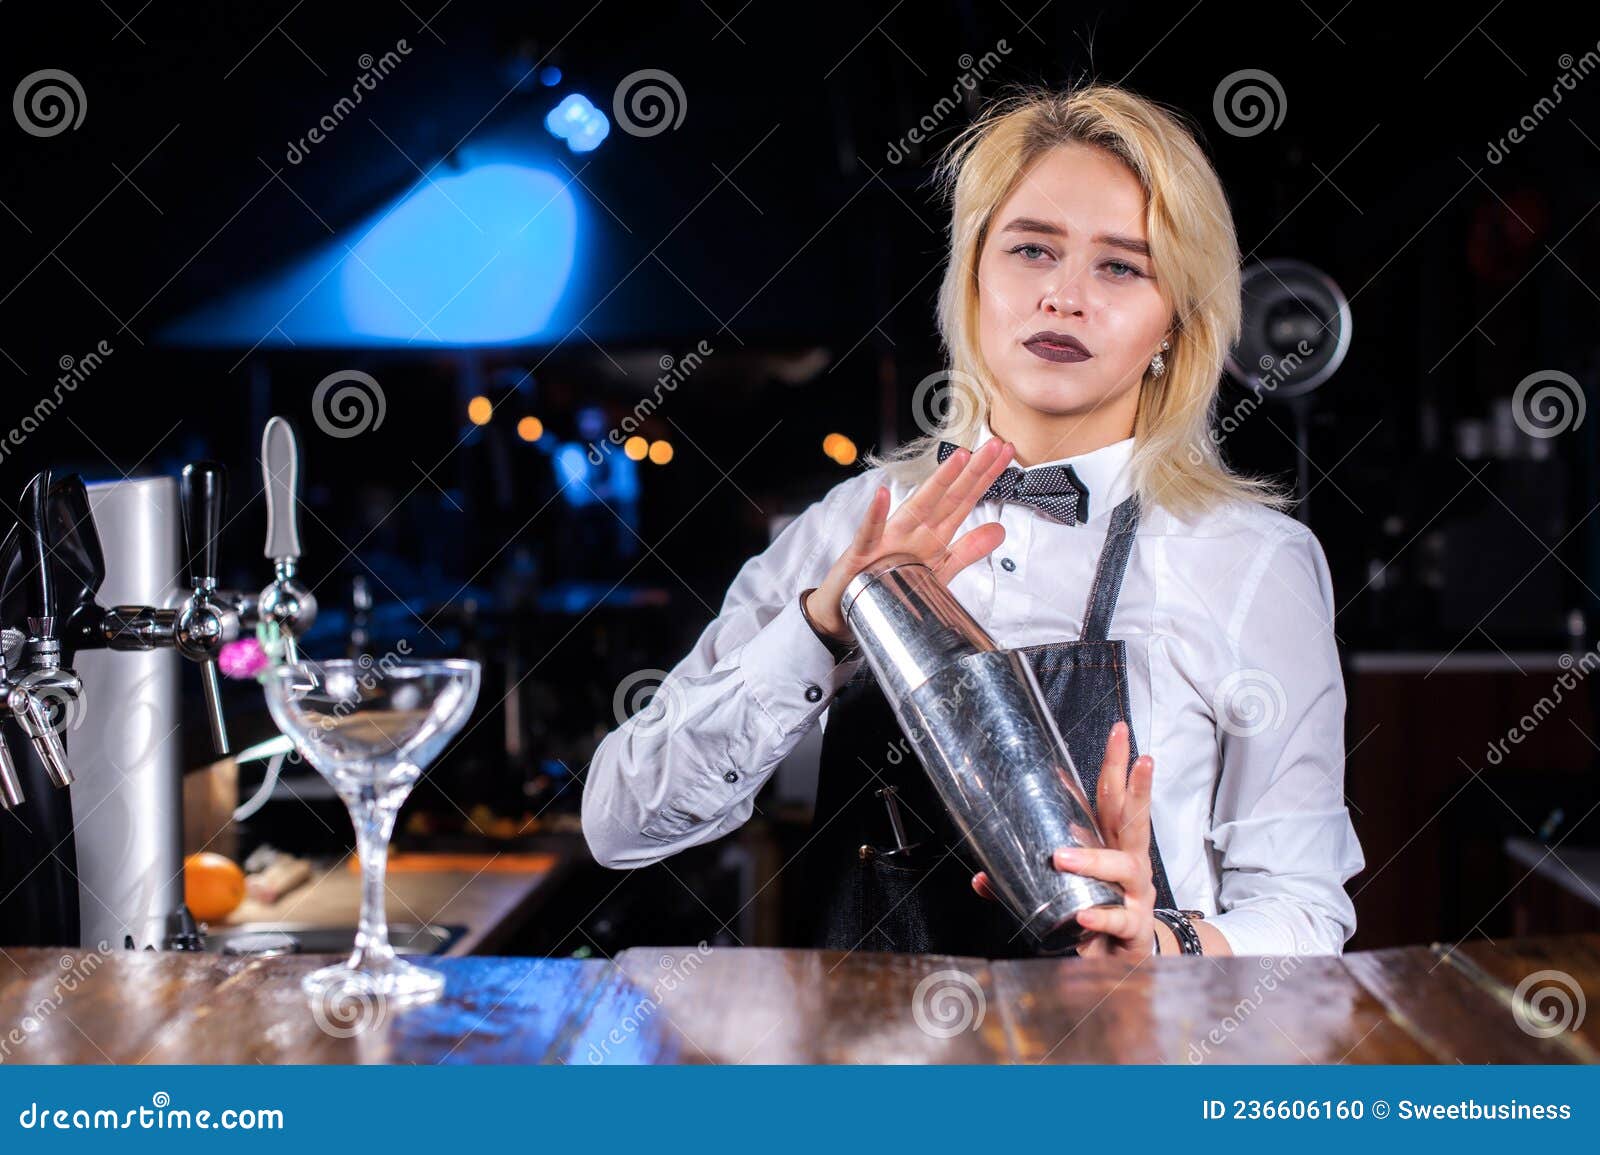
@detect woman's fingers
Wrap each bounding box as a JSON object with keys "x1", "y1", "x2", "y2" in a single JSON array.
[
  {"x1": 1077, "y1": 903, "x2": 1148, "y2": 946},
  {"x1": 1052, "y1": 846, "x2": 1153, "y2": 898},
  {"x1": 898, "y1": 444, "x2": 969, "y2": 525},
  {"x1": 848, "y1": 484, "x2": 891, "y2": 563},
  {"x1": 975, "y1": 436, "x2": 1016, "y2": 492},
  {"x1": 933, "y1": 522, "x2": 1005, "y2": 583},
  {"x1": 933, "y1": 440, "x2": 1016, "y2": 541},
  {"x1": 925, "y1": 440, "x2": 998, "y2": 530},
  {"x1": 1118, "y1": 754, "x2": 1155, "y2": 853},
  {"x1": 931, "y1": 440, "x2": 1013, "y2": 539},
  {"x1": 1096, "y1": 720, "x2": 1131, "y2": 840},
  {"x1": 874, "y1": 439, "x2": 1017, "y2": 575}
]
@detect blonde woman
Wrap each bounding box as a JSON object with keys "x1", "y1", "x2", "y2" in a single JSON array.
[{"x1": 582, "y1": 83, "x2": 1364, "y2": 960}]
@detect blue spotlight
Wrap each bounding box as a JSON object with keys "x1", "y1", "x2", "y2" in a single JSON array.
[
  {"x1": 342, "y1": 163, "x2": 577, "y2": 343},
  {"x1": 545, "y1": 93, "x2": 609, "y2": 154},
  {"x1": 161, "y1": 161, "x2": 579, "y2": 347}
]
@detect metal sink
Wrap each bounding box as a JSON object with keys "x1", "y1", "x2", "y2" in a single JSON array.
[{"x1": 204, "y1": 922, "x2": 466, "y2": 957}]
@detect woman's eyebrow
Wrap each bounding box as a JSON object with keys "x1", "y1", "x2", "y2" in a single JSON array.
[{"x1": 998, "y1": 217, "x2": 1151, "y2": 257}]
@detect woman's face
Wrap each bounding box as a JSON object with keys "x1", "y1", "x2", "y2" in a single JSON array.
[{"x1": 975, "y1": 143, "x2": 1171, "y2": 450}]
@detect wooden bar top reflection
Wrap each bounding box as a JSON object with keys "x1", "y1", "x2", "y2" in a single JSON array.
[{"x1": 0, "y1": 934, "x2": 1594, "y2": 1065}]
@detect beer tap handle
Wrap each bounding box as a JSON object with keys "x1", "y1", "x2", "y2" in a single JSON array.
[
  {"x1": 21, "y1": 473, "x2": 63, "y2": 670},
  {"x1": 0, "y1": 732, "x2": 23, "y2": 809},
  {"x1": 179, "y1": 462, "x2": 231, "y2": 756},
  {"x1": 24, "y1": 472, "x2": 55, "y2": 639},
  {"x1": 258, "y1": 418, "x2": 316, "y2": 658},
  {"x1": 262, "y1": 417, "x2": 301, "y2": 563},
  {"x1": 16, "y1": 471, "x2": 77, "y2": 789},
  {"x1": 196, "y1": 658, "x2": 227, "y2": 756},
  {"x1": 14, "y1": 690, "x2": 72, "y2": 788},
  {"x1": 0, "y1": 644, "x2": 24, "y2": 807},
  {"x1": 180, "y1": 461, "x2": 225, "y2": 593}
]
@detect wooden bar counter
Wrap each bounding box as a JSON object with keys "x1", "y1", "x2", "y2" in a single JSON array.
[{"x1": 1, "y1": 934, "x2": 1594, "y2": 1065}]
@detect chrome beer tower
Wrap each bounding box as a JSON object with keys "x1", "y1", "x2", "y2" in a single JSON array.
[{"x1": 0, "y1": 417, "x2": 317, "y2": 950}]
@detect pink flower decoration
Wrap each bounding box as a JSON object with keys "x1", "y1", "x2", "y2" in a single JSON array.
[{"x1": 218, "y1": 637, "x2": 269, "y2": 680}]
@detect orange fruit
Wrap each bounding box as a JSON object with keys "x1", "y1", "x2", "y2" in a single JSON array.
[{"x1": 184, "y1": 852, "x2": 246, "y2": 923}]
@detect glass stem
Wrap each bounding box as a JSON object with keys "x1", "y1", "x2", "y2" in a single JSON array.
[{"x1": 347, "y1": 785, "x2": 401, "y2": 970}]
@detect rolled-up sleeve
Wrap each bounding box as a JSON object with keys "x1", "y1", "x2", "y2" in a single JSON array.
[
  {"x1": 1205, "y1": 526, "x2": 1365, "y2": 956},
  {"x1": 580, "y1": 475, "x2": 871, "y2": 869}
]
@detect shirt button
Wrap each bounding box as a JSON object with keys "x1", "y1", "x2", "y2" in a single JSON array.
[
  {"x1": 804, "y1": 684, "x2": 823, "y2": 703},
  {"x1": 1000, "y1": 556, "x2": 1016, "y2": 572},
  {"x1": 723, "y1": 770, "x2": 739, "y2": 784}
]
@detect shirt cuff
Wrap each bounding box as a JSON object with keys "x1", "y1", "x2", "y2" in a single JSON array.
[
  {"x1": 740, "y1": 594, "x2": 863, "y2": 734},
  {"x1": 1206, "y1": 898, "x2": 1353, "y2": 957}
]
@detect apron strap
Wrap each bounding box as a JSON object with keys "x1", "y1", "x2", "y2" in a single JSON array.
[{"x1": 1080, "y1": 493, "x2": 1141, "y2": 643}]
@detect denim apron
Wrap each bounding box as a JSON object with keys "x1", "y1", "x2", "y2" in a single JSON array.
[{"x1": 800, "y1": 493, "x2": 1178, "y2": 957}]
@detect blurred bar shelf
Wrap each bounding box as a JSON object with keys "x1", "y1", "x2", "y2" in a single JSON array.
[{"x1": 215, "y1": 851, "x2": 575, "y2": 959}]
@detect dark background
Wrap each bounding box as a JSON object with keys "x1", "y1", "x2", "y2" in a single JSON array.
[{"x1": 2, "y1": 1, "x2": 1598, "y2": 953}]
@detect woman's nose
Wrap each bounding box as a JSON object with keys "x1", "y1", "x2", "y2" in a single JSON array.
[{"x1": 1043, "y1": 260, "x2": 1093, "y2": 315}]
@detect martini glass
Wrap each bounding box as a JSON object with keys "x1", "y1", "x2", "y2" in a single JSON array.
[{"x1": 263, "y1": 658, "x2": 480, "y2": 1006}]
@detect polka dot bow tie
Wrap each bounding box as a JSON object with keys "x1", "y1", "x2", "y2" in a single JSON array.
[{"x1": 936, "y1": 440, "x2": 1090, "y2": 525}]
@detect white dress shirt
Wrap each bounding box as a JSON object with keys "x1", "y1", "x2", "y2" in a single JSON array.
[{"x1": 581, "y1": 423, "x2": 1366, "y2": 956}]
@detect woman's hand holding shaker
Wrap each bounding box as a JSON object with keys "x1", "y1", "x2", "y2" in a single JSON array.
[{"x1": 799, "y1": 439, "x2": 1163, "y2": 957}]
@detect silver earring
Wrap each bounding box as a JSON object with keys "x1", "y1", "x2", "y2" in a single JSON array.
[{"x1": 1149, "y1": 337, "x2": 1171, "y2": 379}]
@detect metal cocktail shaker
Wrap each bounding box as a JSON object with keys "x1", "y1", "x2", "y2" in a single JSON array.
[{"x1": 841, "y1": 555, "x2": 1123, "y2": 952}]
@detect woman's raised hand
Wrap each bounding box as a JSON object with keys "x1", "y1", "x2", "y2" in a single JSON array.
[{"x1": 803, "y1": 439, "x2": 1016, "y2": 642}]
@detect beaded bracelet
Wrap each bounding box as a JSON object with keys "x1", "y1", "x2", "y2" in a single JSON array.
[{"x1": 1152, "y1": 908, "x2": 1204, "y2": 955}]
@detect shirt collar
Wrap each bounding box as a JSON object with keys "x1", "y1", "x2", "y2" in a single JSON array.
[{"x1": 970, "y1": 420, "x2": 1136, "y2": 520}]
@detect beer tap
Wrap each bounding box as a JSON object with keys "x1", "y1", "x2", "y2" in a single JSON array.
[
  {"x1": 0, "y1": 641, "x2": 30, "y2": 809},
  {"x1": 214, "y1": 418, "x2": 318, "y2": 663},
  {"x1": 174, "y1": 462, "x2": 235, "y2": 756},
  {"x1": 71, "y1": 463, "x2": 238, "y2": 759},
  {"x1": 254, "y1": 417, "x2": 316, "y2": 661},
  {"x1": 5, "y1": 650, "x2": 77, "y2": 795},
  {"x1": 3, "y1": 472, "x2": 81, "y2": 796}
]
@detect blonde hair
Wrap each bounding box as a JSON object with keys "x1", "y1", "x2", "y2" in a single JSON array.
[{"x1": 866, "y1": 82, "x2": 1293, "y2": 522}]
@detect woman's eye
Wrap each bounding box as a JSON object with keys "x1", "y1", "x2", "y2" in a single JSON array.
[
  {"x1": 1104, "y1": 260, "x2": 1146, "y2": 279},
  {"x1": 1009, "y1": 243, "x2": 1051, "y2": 261}
]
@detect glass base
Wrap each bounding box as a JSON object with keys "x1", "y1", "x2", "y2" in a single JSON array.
[{"x1": 301, "y1": 955, "x2": 446, "y2": 1010}]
